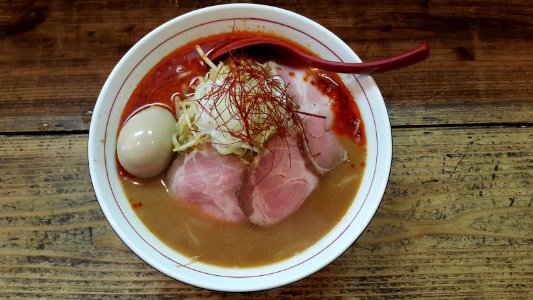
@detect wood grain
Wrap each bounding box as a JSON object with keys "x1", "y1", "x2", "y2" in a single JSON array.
[
  {"x1": 1, "y1": 0, "x2": 531, "y2": 298},
  {"x1": 1, "y1": 127, "x2": 531, "y2": 298},
  {"x1": 1, "y1": 0, "x2": 532, "y2": 132}
]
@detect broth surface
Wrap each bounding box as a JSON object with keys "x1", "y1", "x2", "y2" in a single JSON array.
[
  {"x1": 121, "y1": 137, "x2": 365, "y2": 267},
  {"x1": 119, "y1": 32, "x2": 366, "y2": 267}
]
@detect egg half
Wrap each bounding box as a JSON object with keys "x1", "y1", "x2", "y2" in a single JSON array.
[{"x1": 117, "y1": 106, "x2": 176, "y2": 178}]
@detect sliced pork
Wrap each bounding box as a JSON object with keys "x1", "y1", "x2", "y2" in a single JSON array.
[
  {"x1": 165, "y1": 144, "x2": 247, "y2": 223},
  {"x1": 276, "y1": 64, "x2": 347, "y2": 174},
  {"x1": 239, "y1": 134, "x2": 319, "y2": 226}
]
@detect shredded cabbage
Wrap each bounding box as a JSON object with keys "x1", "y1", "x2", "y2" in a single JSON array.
[{"x1": 172, "y1": 46, "x2": 290, "y2": 157}]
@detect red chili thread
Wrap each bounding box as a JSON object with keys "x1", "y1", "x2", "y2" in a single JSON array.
[{"x1": 192, "y1": 56, "x2": 324, "y2": 151}]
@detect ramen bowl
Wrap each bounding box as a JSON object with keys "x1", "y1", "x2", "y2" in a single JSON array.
[{"x1": 88, "y1": 3, "x2": 391, "y2": 292}]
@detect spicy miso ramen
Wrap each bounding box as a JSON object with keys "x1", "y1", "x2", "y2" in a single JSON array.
[{"x1": 116, "y1": 32, "x2": 366, "y2": 267}]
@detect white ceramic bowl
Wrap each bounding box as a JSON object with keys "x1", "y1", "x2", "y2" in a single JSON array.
[{"x1": 88, "y1": 3, "x2": 392, "y2": 292}]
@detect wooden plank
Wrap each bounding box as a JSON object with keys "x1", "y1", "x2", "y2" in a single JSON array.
[
  {"x1": 1, "y1": 1, "x2": 532, "y2": 132},
  {"x1": 0, "y1": 126, "x2": 531, "y2": 298}
]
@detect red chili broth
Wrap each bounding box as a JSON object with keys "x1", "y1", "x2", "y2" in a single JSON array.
[{"x1": 120, "y1": 31, "x2": 365, "y2": 144}]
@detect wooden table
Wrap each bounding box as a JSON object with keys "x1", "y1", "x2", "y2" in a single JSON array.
[{"x1": 1, "y1": 1, "x2": 532, "y2": 298}]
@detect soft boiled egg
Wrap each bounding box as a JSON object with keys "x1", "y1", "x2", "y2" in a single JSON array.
[{"x1": 117, "y1": 106, "x2": 176, "y2": 178}]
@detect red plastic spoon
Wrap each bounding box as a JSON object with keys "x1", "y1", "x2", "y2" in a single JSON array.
[{"x1": 208, "y1": 37, "x2": 430, "y2": 74}]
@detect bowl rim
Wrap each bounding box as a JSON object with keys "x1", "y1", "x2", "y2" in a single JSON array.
[{"x1": 88, "y1": 3, "x2": 392, "y2": 292}]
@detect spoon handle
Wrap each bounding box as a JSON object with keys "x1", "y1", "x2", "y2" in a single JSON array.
[{"x1": 208, "y1": 37, "x2": 430, "y2": 74}]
